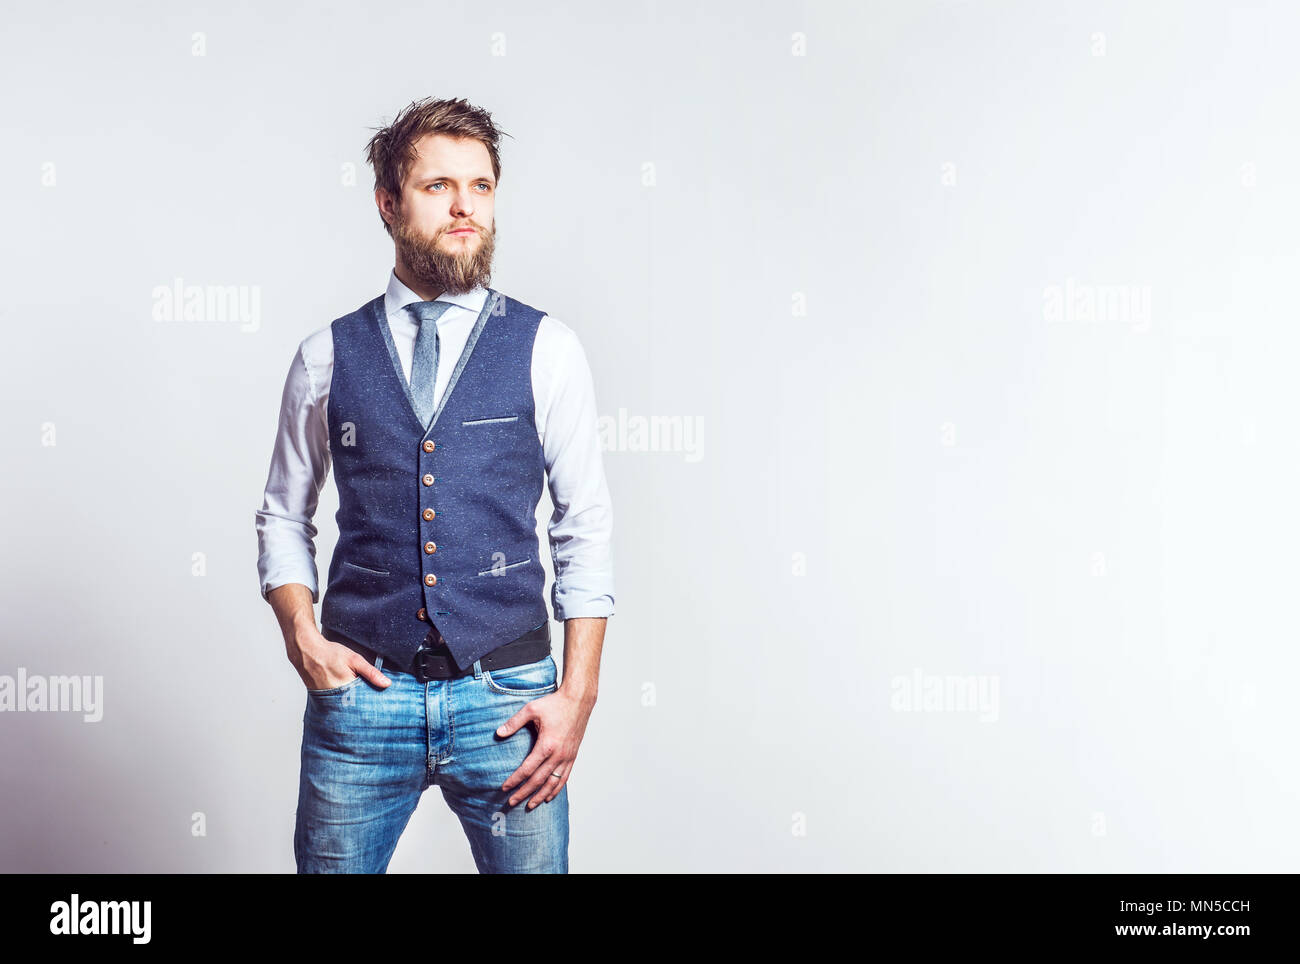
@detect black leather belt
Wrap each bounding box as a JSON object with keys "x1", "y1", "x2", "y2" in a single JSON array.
[{"x1": 332, "y1": 620, "x2": 550, "y2": 682}]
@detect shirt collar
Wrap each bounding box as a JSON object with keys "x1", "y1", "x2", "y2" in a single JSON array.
[{"x1": 383, "y1": 268, "x2": 490, "y2": 322}]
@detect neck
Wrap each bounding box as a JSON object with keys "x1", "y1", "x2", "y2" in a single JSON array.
[{"x1": 393, "y1": 262, "x2": 444, "y2": 302}]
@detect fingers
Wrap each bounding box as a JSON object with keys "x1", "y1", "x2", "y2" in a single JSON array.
[
  {"x1": 507, "y1": 740, "x2": 563, "y2": 809},
  {"x1": 501, "y1": 731, "x2": 549, "y2": 798},
  {"x1": 540, "y1": 761, "x2": 571, "y2": 804},
  {"x1": 499, "y1": 737, "x2": 551, "y2": 805}
]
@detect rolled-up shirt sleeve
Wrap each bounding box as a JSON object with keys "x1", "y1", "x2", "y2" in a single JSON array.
[
  {"x1": 538, "y1": 320, "x2": 615, "y2": 621},
  {"x1": 255, "y1": 339, "x2": 331, "y2": 603}
]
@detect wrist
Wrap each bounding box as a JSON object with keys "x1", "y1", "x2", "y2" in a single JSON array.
[
  {"x1": 560, "y1": 680, "x2": 597, "y2": 708},
  {"x1": 285, "y1": 612, "x2": 320, "y2": 648}
]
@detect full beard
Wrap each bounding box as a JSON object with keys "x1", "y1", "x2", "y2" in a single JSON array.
[{"x1": 392, "y1": 211, "x2": 496, "y2": 295}]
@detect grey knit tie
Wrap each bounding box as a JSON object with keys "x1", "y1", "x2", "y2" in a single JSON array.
[{"x1": 406, "y1": 301, "x2": 453, "y2": 427}]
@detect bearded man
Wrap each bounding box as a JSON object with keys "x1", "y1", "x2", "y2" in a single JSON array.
[{"x1": 254, "y1": 96, "x2": 615, "y2": 874}]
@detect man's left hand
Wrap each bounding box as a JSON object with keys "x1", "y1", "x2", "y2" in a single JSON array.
[{"x1": 497, "y1": 686, "x2": 596, "y2": 809}]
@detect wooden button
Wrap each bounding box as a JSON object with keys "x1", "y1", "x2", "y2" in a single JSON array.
[
  {"x1": 422, "y1": 508, "x2": 435, "y2": 521},
  {"x1": 423, "y1": 440, "x2": 435, "y2": 452},
  {"x1": 422, "y1": 474, "x2": 434, "y2": 486},
  {"x1": 417, "y1": 608, "x2": 428, "y2": 621},
  {"x1": 424, "y1": 573, "x2": 437, "y2": 586},
  {"x1": 424, "y1": 541, "x2": 436, "y2": 554}
]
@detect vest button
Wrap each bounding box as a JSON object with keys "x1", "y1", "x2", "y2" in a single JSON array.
[
  {"x1": 417, "y1": 608, "x2": 428, "y2": 621},
  {"x1": 422, "y1": 473, "x2": 434, "y2": 486},
  {"x1": 422, "y1": 508, "x2": 435, "y2": 521},
  {"x1": 424, "y1": 541, "x2": 436, "y2": 554},
  {"x1": 423, "y1": 440, "x2": 435, "y2": 452},
  {"x1": 425, "y1": 573, "x2": 437, "y2": 587}
]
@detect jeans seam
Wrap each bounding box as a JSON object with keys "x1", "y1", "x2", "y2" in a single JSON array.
[{"x1": 443, "y1": 682, "x2": 455, "y2": 763}]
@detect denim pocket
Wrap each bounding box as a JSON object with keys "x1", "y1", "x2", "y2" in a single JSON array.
[
  {"x1": 483, "y1": 655, "x2": 556, "y2": 697},
  {"x1": 307, "y1": 674, "x2": 364, "y2": 697}
]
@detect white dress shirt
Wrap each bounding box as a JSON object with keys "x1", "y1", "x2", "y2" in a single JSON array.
[{"x1": 255, "y1": 270, "x2": 615, "y2": 621}]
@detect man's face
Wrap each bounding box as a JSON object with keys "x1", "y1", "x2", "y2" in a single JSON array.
[{"x1": 383, "y1": 133, "x2": 497, "y2": 295}]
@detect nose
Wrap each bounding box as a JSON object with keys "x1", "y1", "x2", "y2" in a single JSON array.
[{"x1": 449, "y1": 189, "x2": 474, "y2": 220}]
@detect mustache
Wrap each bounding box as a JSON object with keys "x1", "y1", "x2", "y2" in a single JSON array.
[{"x1": 392, "y1": 212, "x2": 495, "y2": 294}]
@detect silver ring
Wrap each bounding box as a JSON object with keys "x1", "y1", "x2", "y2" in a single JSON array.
[{"x1": 549, "y1": 772, "x2": 562, "y2": 779}]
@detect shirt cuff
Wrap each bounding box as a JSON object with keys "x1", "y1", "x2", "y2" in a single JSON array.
[{"x1": 260, "y1": 572, "x2": 320, "y2": 605}]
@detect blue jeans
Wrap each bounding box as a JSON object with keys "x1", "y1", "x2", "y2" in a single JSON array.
[{"x1": 293, "y1": 651, "x2": 568, "y2": 873}]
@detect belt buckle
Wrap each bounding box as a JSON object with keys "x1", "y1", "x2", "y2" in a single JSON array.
[
  {"x1": 411, "y1": 625, "x2": 447, "y2": 683},
  {"x1": 412, "y1": 647, "x2": 436, "y2": 683}
]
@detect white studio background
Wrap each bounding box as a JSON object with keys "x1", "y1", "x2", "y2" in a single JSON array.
[{"x1": 2, "y1": 0, "x2": 1297, "y2": 873}]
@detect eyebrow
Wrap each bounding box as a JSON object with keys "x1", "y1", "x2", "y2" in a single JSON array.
[{"x1": 417, "y1": 175, "x2": 495, "y2": 185}]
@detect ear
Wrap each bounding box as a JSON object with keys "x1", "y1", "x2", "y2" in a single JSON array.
[{"x1": 375, "y1": 187, "x2": 398, "y2": 226}]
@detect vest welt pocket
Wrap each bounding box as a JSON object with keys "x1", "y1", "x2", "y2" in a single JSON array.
[
  {"x1": 462, "y1": 414, "x2": 520, "y2": 426},
  {"x1": 476, "y1": 557, "x2": 532, "y2": 576},
  {"x1": 342, "y1": 560, "x2": 390, "y2": 576}
]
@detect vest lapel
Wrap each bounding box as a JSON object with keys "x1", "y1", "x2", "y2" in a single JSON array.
[
  {"x1": 368, "y1": 290, "x2": 500, "y2": 437},
  {"x1": 428, "y1": 290, "x2": 498, "y2": 432}
]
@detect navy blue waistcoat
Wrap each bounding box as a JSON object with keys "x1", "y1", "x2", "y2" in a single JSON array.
[{"x1": 320, "y1": 289, "x2": 549, "y2": 670}]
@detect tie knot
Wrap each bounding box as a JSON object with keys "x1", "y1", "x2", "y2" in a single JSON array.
[{"x1": 405, "y1": 300, "x2": 453, "y2": 326}]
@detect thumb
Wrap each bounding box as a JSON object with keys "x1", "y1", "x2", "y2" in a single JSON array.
[
  {"x1": 496, "y1": 708, "x2": 530, "y2": 737},
  {"x1": 354, "y1": 659, "x2": 391, "y2": 688}
]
